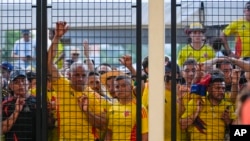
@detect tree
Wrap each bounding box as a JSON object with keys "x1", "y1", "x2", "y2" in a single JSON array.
[{"x1": 2, "y1": 30, "x2": 21, "y2": 62}]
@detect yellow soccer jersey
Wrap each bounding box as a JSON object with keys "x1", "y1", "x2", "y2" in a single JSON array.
[
  {"x1": 181, "y1": 97, "x2": 236, "y2": 140},
  {"x1": 142, "y1": 84, "x2": 185, "y2": 141},
  {"x1": 52, "y1": 77, "x2": 95, "y2": 140},
  {"x1": 177, "y1": 44, "x2": 215, "y2": 66},
  {"x1": 142, "y1": 82, "x2": 149, "y2": 110},
  {"x1": 223, "y1": 18, "x2": 250, "y2": 58},
  {"x1": 107, "y1": 99, "x2": 148, "y2": 141},
  {"x1": 165, "y1": 89, "x2": 186, "y2": 141}
]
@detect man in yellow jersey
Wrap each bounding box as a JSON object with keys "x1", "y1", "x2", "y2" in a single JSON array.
[
  {"x1": 48, "y1": 21, "x2": 108, "y2": 141},
  {"x1": 180, "y1": 71, "x2": 236, "y2": 141},
  {"x1": 177, "y1": 22, "x2": 215, "y2": 66},
  {"x1": 105, "y1": 75, "x2": 148, "y2": 141},
  {"x1": 221, "y1": 1, "x2": 250, "y2": 59}
]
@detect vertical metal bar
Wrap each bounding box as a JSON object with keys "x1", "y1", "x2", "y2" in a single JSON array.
[
  {"x1": 36, "y1": 0, "x2": 48, "y2": 140},
  {"x1": 171, "y1": 0, "x2": 177, "y2": 141},
  {"x1": 136, "y1": 0, "x2": 142, "y2": 141},
  {"x1": 36, "y1": 1, "x2": 42, "y2": 140},
  {"x1": 41, "y1": 0, "x2": 48, "y2": 140}
]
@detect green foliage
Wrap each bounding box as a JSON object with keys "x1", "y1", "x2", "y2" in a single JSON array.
[{"x1": 2, "y1": 30, "x2": 21, "y2": 61}]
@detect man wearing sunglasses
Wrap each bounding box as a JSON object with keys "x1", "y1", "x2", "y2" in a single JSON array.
[{"x1": 221, "y1": 1, "x2": 250, "y2": 59}]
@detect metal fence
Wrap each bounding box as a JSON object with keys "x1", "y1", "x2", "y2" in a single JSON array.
[{"x1": 0, "y1": 0, "x2": 249, "y2": 141}]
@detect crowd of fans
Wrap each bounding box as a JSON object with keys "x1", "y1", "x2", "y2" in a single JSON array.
[{"x1": 1, "y1": 1, "x2": 250, "y2": 141}]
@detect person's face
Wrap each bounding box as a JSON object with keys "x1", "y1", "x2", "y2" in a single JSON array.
[
  {"x1": 88, "y1": 75, "x2": 101, "y2": 93},
  {"x1": 189, "y1": 30, "x2": 204, "y2": 43},
  {"x1": 69, "y1": 66, "x2": 87, "y2": 91},
  {"x1": 49, "y1": 30, "x2": 54, "y2": 40},
  {"x1": 106, "y1": 77, "x2": 116, "y2": 98},
  {"x1": 9, "y1": 77, "x2": 28, "y2": 97},
  {"x1": 23, "y1": 34, "x2": 30, "y2": 42},
  {"x1": 219, "y1": 64, "x2": 232, "y2": 79},
  {"x1": 182, "y1": 64, "x2": 196, "y2": 84},
  {"x1": 114, "y1": 79, "x2": 132, "y2": 99},
  {"x1": 208, "y1": 81, "x2": 226, "y2": 102},
  {"x1": 1, "y1": 69, "x2": 10, "y2": 79},
  {"x1": 29, "y1": 79, "x2": 36, "y2": 89},
  {"x1": 244, "y1": 5, "x2": 250, "y2": 21},
  {"x1": 63, "y1": 61, "x2": 70, "y2": 69},
  {"x1": 71, "y1": 53, "x2": 79, "y2": 62}
]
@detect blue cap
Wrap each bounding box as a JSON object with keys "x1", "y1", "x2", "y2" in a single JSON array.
[
  {"x1": 9, "y1": 70, "x2": 26, "y2": 81},
  {"x1": 1, "y1": 62, "x2": 14, "y2": 72},
  {"x1": 21, "y1": 29, "x2": 30, "y2": 34}
]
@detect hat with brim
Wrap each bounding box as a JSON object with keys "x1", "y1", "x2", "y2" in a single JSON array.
[
  {"x1": 101, "y1": 70, "x2": 126, "y2": 85},
  {"x1": 1, "y1": 62, "x2": 14, "y2": 72},
  {"x1": 9, "y1": 70, "x2": 26, "y2": 81},
  {"x1": 21, "y1": 29, "x2": 30, "y2": 35},
  {"x1": 185, "y1": 22, "x2": 206, "y2": 35}
]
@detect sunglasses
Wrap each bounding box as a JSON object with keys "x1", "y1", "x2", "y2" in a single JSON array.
[{"x1": 72, "y1": 53, "x2": 79, "y2": 56}]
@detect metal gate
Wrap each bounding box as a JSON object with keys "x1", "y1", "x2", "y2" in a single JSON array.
[{"x1": 0, "y1": 0, "x2": 247, "y2": 141}]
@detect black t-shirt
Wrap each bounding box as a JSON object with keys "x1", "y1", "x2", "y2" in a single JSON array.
[{"x1": 2, "y1": 96, "x2": 36, "y2": 141}]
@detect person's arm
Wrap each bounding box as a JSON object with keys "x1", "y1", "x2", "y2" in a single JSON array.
[
  {"x1": 230, "y1": 69, "x2": 241, "y2": 104},
  {"x1": 54, "y1": 52, "x2": 65, "y2": 64},
  {"x1": 229, "y1": 57, "x2": 250, "y2": 72},
  {"x1": 104, "y1": 129, "x2": 112, "y2": 141},
  {"x1": 78, "y1": 94, "x2": 107, "y2": 129},
  {"x1": 12, "y1": 44, "x2": 27, "y2": 61},
  {"x1": 48, "y1": 21, "x2": 68, "y2": 82},
  {"x1": 177, "y1": 84, "x2": 188, "y2": 118},
  {"x1": 119, "y1": 55, "x2": 136, "y2": 76},
  {"x1": 180, "y1": 99, "x2": 202, "y2": 130},
  {"x1": 142, "y1": 133, "x2": 148, "y2": 141},
  {"x1": 83, "y1": 40, "x2": 95, "y2": 71},
  {"x1": 220, "y1": 32, "x2": 236, "y2": 58},
  {"x1": 2, "y1": 97, "x2": 25, "y2": 133}
]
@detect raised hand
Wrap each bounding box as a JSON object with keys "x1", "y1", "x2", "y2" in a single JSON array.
[
  {"x1": 78, "y1": 94, "x2": 89, "y2": 112},
  {"x1": 15, "y1": 97, "x2": 26, "y2": 113},
  {"x1": 231, "y1": 69, "x2": 241, "y2": 84},
  {"x1": 83, "y1": 39, "x2": 90, "y2": 58},
  {"x1": 55, "y1": 21, "x2": 69, "y2": 38},
  {"x1": 119, "y1": 55, "x2": 133, "y2": 68},
  {"x1": 221, "y1": 106, "x2": 231, "y2": 125}
]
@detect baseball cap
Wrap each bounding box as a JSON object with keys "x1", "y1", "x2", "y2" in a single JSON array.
[
  {"x1": 21, "y1": 29, "x2": 30, "y2": 35},
  {"x1": 9, "y1": 70, "x2": 26, "y2": 81},
  {"x1": 101, "y1": 70, "x2": 126, "y2": 85},
  {"x1": 1, "y1": 62, "x2": 14, "y2": 72},
  {"x1": 185, "y1": 22, "x2": 206, "y2": 35},
  {"x1": 210, "y1": 73, "x2": 224, "y2": 83}
]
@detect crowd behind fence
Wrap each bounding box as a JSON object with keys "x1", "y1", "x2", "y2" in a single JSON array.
[{"x1": 0, "y1": 0, "x2": 250, "y2": 141}]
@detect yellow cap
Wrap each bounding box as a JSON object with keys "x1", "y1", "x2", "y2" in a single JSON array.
[
  {"x1": 185, "y1": 22, "x2": 205, "y2": 35},
  {"x1": 189, "y1": 22, "x2": 204, "y2": 30}
]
